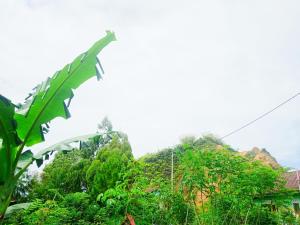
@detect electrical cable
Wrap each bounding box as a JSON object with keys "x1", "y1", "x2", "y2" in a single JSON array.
[{"x1": 221, "y1": 92, "x2": 300, "y2": 139}]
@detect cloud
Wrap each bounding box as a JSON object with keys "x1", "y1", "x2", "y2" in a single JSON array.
[{"x1": 0, "y1": 0, "x2": 299, "y2": 168}]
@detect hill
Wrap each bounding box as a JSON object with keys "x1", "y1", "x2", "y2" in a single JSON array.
[{"x1": 239, "y1": 147, "x2": 280, "y2": 169}]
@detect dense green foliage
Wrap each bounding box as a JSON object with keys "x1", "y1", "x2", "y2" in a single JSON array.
[
  {"x1": 30, "y1": 150, "x2": 91, "y2": 199},
  {"x1": 0, "y1": 32, "x2": 115, "y2": 218},
  {"x1": 87, "y1": 135, "x2": 133, "y2": 197},
  {"x1": 179, "y1": 145, "x2": 288, "y2": 224},
  {"x1": 3, "y1": 127, "x2": 299, "y2": 224}
]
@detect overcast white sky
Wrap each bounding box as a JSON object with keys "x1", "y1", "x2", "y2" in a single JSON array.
[{"x1": 0, "y1": 0, "x2": 299, "y2": 168}]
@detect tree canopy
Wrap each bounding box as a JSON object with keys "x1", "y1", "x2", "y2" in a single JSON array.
[{"x1": 4, "y1": 130, "x2": 298, "y2": 225}]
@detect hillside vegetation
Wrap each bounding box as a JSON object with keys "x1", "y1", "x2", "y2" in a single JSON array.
[{"x1": 3, "y1": 120, "x2": 299, "y2": 225}]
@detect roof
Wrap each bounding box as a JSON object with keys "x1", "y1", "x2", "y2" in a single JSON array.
[{"x1": 283, "y1": 170, "x2": 300, "y2": 190}]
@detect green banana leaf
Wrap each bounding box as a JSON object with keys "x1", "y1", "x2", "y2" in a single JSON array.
[
  {"x1": 16, "y1": 150, "x2": 33, "y2": 170},
  {"x1": 16, "y1": 133, "x2": 101, "y2": 170},
  {"x1": 4, "y1": 203, "x2": 31, "y2": 218},
  {"x1": 15, "y1": 31, "x2": 116, "y2": 147},
  {"x1": 0, "y1": 95, "x2": 20, "y2": 183},
  {"x1": 34, "y1": 133, "x2": 100, "y2": 159}
]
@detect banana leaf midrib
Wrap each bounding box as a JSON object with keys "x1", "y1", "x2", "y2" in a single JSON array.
[
  {"x1": 0, "y1": 116, "x2": 12, "y2": 173},
  {"x1": 14, "y1": 52, "x2": 93, "y2": 165}
]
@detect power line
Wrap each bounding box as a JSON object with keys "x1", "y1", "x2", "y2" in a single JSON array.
[{"x1": 221, "y1": 92, "x2": 300, "y2": 140}]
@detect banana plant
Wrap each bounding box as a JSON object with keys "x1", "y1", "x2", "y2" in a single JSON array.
[{"x1": 0, "y1": 31, "x2": 116, "y2": 219}]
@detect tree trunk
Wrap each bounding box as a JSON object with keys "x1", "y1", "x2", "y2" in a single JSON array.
[
  {"x1": 0, "y1": 194, "x2": 12, "y2": 220},
  {"x1": 0, "y1": 180, "x2": 15, "y2": 220}
]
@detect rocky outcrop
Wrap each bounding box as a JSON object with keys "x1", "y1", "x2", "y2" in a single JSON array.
[{"x1": 239, "y1": 147, "x2": 280, "y2": 169}]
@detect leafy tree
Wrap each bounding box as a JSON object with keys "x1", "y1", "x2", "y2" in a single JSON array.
[
  {"x1": 181, "y1": 134, "x2": 225, "y2": 149},
  {"x1": 140, "y1": 134, "x2": 230, "y2": 183},
  {"x1": 86, "y1": 135, "x2": 133, "y2": 196},
  {"x1": 0, "y1": 31, "x2": 116, "y2": 219},
  {"x1": 139, "y1": 147, "x2": 178, "y2": 180},
  {"x1": 29, "y1": 150, "x2": 91, "y2": 200},
  {"x1": 29, "y1": 118, "x2": 123, "y2": 200},
  {"x1": 95, "y1": 159, "x2": 191, "y2": 225},
  {"x1": 179, "y1": 144, "x2": 289, "y2": 224},
  {"x1": 97, "y1": 116, "x2": 113, "y2": 134}
]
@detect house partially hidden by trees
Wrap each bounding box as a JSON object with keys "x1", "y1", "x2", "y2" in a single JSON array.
[
  {"x1": 283, "y1": 170, "x2": 300, "y2": 216},
  {"x1": 258, "y1": 170, "x2": 300, "y2": 217}
]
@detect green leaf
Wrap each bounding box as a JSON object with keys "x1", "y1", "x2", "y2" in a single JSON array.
[
  {"x1": 15, "y1": 133, "x2": 101, "y2": 172},
  {"x1": 34, "y1": 133, "x2": 100, "y2": 160},
  {"x1": 36, "y1": 158, "x2": 43, "y2": 168},
  {"x1": 15, "y1": 31, "x2": 116, "y2": 147},
  {"x1": 16, "y1": 150, "x2": 33, "y2": 169},
  {"x1": 4, "y1": 202, "x2": 31, "y2": 218},
  {"x1": 0, "y1": 95, "x2": 20, "y2": 183}
]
